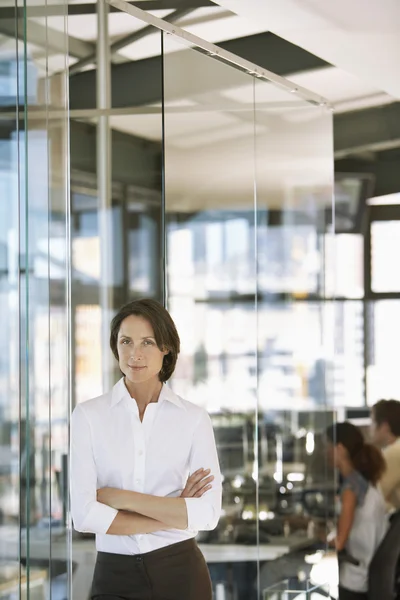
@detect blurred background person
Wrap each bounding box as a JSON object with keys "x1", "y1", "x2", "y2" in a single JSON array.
[
  {"x1": 371, "y1": 399, "x2": 400, "y2": 511},
  {"x1": 326, "y1": 422, "x2": 387, "y2": 600}
]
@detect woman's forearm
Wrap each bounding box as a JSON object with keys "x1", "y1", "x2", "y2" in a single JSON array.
[
  {"x1": 101, "y1": 489, "x2": 188, "y2": 529},
  {"x1": 106, "y1": 511, "x2": 172, "y2": 535},
  {"x1": 123, "y1": 491, "x2": 188, "y2": 529}
]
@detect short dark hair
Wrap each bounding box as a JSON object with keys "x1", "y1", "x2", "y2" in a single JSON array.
[
  {"x1": 110, "y1": 299, "x2": 180, "y2": 383},
  {"x1": 372, "y1": 399, "x2": 400, "y2": 437}
]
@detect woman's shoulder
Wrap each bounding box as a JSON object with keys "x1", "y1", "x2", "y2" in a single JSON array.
[
  {"x1": 342, "y1": 471, "x2": 369, "y2": 505},
  {"x1": 174, "y1": 393, "x2": 209, "y2": 418},
  {"x1": 72, "y1": 388, "x2": 114, "y2": 419},
  {"x1": 165, "y1": 386, "x2": 211, "y2": 423}
]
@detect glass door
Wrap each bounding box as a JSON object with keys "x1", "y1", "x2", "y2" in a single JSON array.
[{"x1": 0, "y1": 0, "x2": 71, "y2": 597}]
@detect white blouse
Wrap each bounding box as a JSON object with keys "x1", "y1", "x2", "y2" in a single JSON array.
[{"x1": 70, "y1": 377, "x2": 222, "y2": 555}]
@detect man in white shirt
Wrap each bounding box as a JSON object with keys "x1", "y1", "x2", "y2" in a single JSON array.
[
  {"x1": 70, "y1": 299, "x2": 222, "y2": 600},
  {"x1": 371, "y1": 399, "x2": 400, "y2": 510},
  {"x1": 368, "y1": 400, "x2": 400, "y2": 599}
]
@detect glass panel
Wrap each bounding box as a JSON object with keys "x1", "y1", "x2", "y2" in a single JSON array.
[
  {"x1": 255, "y1": 80, "x2": 335, "y2": 593},
  {"x1": 69, "y1": 13, "x2": 164, "y2": 599},
  {"x1": 0, "y1": 0, "x2": 71, "y2": 597},
  {"x1": 367, "y1": 300, "x2": 400, "y2": 405},
  {"x1": 371, "y1": 220, "x2": 400, "y2": 292},
  {"x1": 163, "y1": 36, "x2": 259, "y2": 599},
  {"x1": 0, "y1": 2, "x2": 21, "y2": 594},
  {"x1": 69, "y1": 23, "x2": 164, "y2": 405},
  {"x1": 331, "y1": 301, "x2": 364, "y2": 407},
  {"x1": 325, "y1": 234, "x2": 363, "y2": 299},
  {"x1": 69, "y1": 7, "x2": 335, "y2": 599},
  {"x1": 263, "y1": 578, "x2": 331, "y2": 599},
  {"x1": 334, "y1": 177, "x2": 363, "y2": 232},
  {"x1": 25, "y1": 5, "x2": 71, "y2": 600}
]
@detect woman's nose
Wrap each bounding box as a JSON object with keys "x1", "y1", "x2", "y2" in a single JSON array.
[{"x1": 129, "y1": 347, "x2": 143, "y2": 361}]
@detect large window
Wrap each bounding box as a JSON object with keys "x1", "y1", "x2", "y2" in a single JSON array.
[{"x1": 366, "y1": 203, "x2": 400, "y2": 405}]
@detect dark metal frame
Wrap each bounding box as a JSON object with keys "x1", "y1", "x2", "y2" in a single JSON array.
[{"x1": 0, "y1": 0, "x2": 218, "y2": 18}]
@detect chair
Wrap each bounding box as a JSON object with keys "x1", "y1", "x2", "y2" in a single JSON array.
[{"x1": 368, "y1": 511, "x2": 400, "y2": 600}]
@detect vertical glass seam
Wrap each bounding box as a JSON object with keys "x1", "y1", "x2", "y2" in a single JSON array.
[
  {"x1": 44, "y1": 0, "x2": 52, "y2": 593},
  {"x1": 64, "y1": 14, "x2": 74, "y2": 599},
  {"x1": 22, "y1": 0, "x2": 31, "y2": 594},
  {"x1": 14, "y1": 1, "x2": 22, "y2": 595},
  {"x1": 161, "y1": 31, "x2": 167, "y2": 307},
  {"x1": 252, "y1": 76, "x2": 260, "y2": 598}
]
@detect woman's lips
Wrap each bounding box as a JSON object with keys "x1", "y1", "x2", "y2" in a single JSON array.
[{"x1": 128, "y1": 365, "x2": 146, "y2": 370}]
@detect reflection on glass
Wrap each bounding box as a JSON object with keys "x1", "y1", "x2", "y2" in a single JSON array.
[
  {"x1": 0, "y1": 30, "x2": 21, "y2": 597},
  {"x1": 0, "y1": 3, "x2": 71, "y2": 598},
  {"x1": 334, "y1": 177, "x2": 363, "y2": 233},
  {"x1": 258, "y1": 221, "x2": 321, "y2": 295},
  {"x1": 255, "y1": 79, "x2": 335, "y2": 595},
  {"x1": 263, "y1": 578, "x2": 331, "y2": 599},
  {"x1": 330, "y1": 301, "x2": 364, "y2": 407},
  {"x1": 163, "y1": 34, "x2": 259, "y2": 599},
  {"x1": 325, "y1": 234, "x2": 364, "y2": 299},
  {"x1": 371, "y1": 220, "x2": 400, "y2": 292},
  {"x1": 69, "y1": 15, "x2": 164, "y2": 598},
  {"x1": 163, "y1": 31, "x2": 334, "y2": 600},
  {"x1": 70, "y1": 144, "x2": 164, "y2": 402},
  {"x1": 367, "y1": 300, "x2": 400, "y2": 405}
]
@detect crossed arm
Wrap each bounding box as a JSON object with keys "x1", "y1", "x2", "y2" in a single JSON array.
[
  {"x1": 98, "y1": 469, "x2": 213, "y2": 535},
  {"x1": 70, "y1": 404, "x2": 221, "y2": 537}
]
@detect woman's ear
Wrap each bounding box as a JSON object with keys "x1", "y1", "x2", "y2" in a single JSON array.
[
  {"x1": 162, "y1": 346, "x2": 170, "y2": 356},
  {"x1": 336, "y1": 443, "x2": 347, "y2": 462}
]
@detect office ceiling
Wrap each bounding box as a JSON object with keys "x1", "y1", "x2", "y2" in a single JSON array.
[
  {"x1": 213, "y1": 0, "x2": 400, "y2": 99},
  {"x1": 0, "y1": 0, "x2": 399, "y2": 201}
]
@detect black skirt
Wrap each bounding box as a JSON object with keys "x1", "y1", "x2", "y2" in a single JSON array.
[{"x1": 91, "y1": 538, "x2": 212, "y2": 600}]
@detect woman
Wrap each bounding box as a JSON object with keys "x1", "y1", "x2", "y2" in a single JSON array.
[
  {"x1": 71, "y1": 299, "x2": 222, "y2": 600},
  {"x1": 326, "y1": 422, "x2": 387, "y2": 600}
]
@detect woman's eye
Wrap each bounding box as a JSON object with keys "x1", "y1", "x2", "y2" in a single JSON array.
[
  {"x1": 121, "y1": 339, "x2": 130, "y2": 345},
  {"x1": 143, "y1": 340, "x2": 153, "y2": 346}
]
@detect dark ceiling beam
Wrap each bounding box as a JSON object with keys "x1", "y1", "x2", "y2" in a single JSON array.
[
  {"x1": 0, "y1": 1, "x2": 217, "y2": 19},
  {"x1": 334, "y1": 102, "x2": 400, "y2": 157},
  {"x1": 70, "y1": 119, "x2": 161, "y2": 187},
  {"x1": 69, "y1": 32, "x2": 329, "y2": 110},
  {"x1": 336, "y1": 147, "x2": 400, "y2": 198},
  {"x1": 0, "y1": 18, "x2": 94, "y2": 60},
  {"x1": 69, "y1": 0, "x2": 218, "y2": 13},
  {"x1": 69, "y1": 6, "x2": 195, "y2": 76}
]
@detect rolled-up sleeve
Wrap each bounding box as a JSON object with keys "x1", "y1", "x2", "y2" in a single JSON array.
[
  {"x1": 184, "y1": 410, "x2": 222, "y2": 531},
  {"x1": 70, "y1": 404, "x2": 118, "y2": 534}
]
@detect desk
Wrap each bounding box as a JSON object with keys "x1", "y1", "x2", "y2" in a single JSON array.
[
  {"x1": 0, "y1": 527, "x2": 95, "y2": 600},
  {"x1": 199, "y1": 536, "x2": 315, "y2": 563},
  {"x1": 0, "y1": 569, "x2": 47, "y2": 600}
]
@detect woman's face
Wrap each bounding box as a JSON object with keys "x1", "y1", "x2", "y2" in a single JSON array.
[
  {"x1": 117, "y1": 315, "x2": 168, "y2": 387},
  {"x1": 327, "y1": 440, "x2": 348, "y2": 469}
]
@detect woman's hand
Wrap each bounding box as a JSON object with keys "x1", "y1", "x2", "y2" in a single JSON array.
[
  {"x1": 97, "y1": 487, "x2": 128, "y2": 509},
  {"x1": 180, "y1": 468, "x2": 214, "y2": 498}
]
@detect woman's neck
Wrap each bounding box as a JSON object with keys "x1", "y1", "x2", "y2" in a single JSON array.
[{"x1": 124, "y1": 377, "x2": 163, "y2": 413}]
